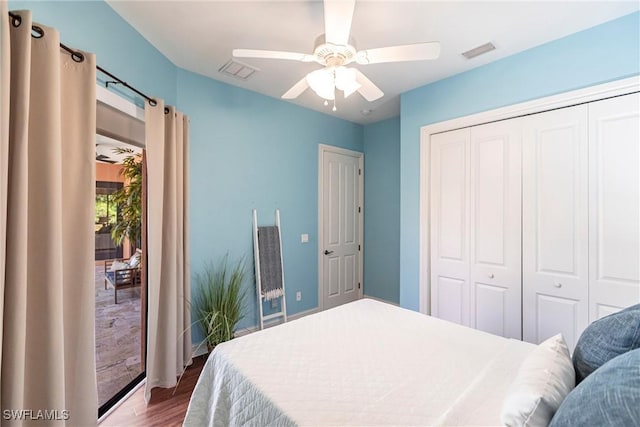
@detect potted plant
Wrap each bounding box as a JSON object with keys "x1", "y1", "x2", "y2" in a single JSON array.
[
  {"x1": 110, "y1": 148, "x2": 142, "y2": 248},
  {"x1": 193, "y1": 255, "x2": 248, "y2": 352}
]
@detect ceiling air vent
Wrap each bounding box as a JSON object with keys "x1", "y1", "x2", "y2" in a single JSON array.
[
  {"x1": 462, "y1": 42, "x2": 496, "y2": 59},
  {"x1": 219, "y1": 59, "x2": 259, "y2": 80}
]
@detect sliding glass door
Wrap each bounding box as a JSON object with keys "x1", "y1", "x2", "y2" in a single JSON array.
[{"x1": 95, "y1": 137, "x2": 146, "y2": 417}]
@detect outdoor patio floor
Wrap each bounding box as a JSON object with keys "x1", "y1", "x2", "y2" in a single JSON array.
[{"x1": 95, "y1": 263, "x2": 142, "y2": 408}]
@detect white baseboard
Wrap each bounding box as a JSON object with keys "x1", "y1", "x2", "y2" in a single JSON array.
[{"x1": 191, "y1": 306, "x2": 320, "y2": 356}]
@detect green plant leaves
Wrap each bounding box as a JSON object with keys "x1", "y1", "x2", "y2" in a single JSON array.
[
  {"x1": 110, "y1": 148, "x2": 142, "y2": 247},
  {"x1": 193, "y1": 255, "x2": 248, "y2": 349}
]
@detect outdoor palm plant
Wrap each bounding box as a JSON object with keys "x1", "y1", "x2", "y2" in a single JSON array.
[{"x1": 110, "y1": 148, "x2": 142, "y2": 247}]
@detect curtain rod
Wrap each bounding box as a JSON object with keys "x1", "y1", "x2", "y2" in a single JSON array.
[{"x1": 7, "y1": 11, "x2": 169, "y2": 114}]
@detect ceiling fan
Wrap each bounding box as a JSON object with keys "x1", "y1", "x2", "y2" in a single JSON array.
[{"x1": 232, "y1": 0, "x2": 440, "y2": 110}]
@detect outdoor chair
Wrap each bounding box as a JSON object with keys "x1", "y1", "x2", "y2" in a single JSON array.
[{"x1": 104, "y1": 249, "x2": 141, "y2": 303}]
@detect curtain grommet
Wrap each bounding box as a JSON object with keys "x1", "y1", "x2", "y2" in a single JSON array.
[
  {"x1": 11, "y1": 14, "x2": 21, "y2": 27},
  {"x1": 71, "y1": 51, "x2": 85, "y2": 63},
  {"x1": 31, "y1": 25, "x2": 44, "y2": 39}
]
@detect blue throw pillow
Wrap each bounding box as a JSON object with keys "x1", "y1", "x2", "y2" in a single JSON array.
[
  {"x1": 550, "y1": 348, "x2": 640, "y2": 427},
  {"x1": 573, "y1": 303, "x2": 640, "y2": 383}
]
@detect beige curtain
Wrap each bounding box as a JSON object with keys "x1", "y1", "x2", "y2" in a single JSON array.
[
  {"x1": 144, "y1": 101, "x2": 192, "y2": 402},
  {"x1": 0, "y1": 0, "x2": 10, "y2": 382},
  {"x1": 1, "y1": 9, "x2": 98, "y2": 426}
]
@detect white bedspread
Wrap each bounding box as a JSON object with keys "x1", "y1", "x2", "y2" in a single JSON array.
[{"x1": 184, "y1": 299, "x2": 534, "y2": 426}]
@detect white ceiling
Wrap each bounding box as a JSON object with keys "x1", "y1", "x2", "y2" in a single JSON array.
[
  {"x1": 107, "y1": 1, "x2": 638, "y2": 125},
  {"x1": 96, "y1": 134, "x2": 142, "y2": 164}
]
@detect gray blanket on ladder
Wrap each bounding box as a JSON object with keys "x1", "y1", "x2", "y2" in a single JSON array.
[{"x1": 258, "y1": 226, "x2": 284, "y2": 301}]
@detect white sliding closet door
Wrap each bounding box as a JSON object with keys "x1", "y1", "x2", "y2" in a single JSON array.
[
  {"x1": 522, "y1": 105, "x2": 589, "y2": 350},
  {"x1": 588, "y1": 93, "x2": 640, "y2": 320},
  {"x1": 469, "y1": 120, "x2": 522, "y2": 339},
  {"x1": 427, "y1": 88, "x2": 640, "y2": 342},
  {"x1": 430, "y1": 128, "x2": 470, "y2": 326}
]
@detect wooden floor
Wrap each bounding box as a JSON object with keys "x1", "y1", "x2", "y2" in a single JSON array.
[{"x1": 100, "y1": 355, "x2": 207, "y2": 427}]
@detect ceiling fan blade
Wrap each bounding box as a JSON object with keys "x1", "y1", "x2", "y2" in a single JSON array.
[
  {"x1": 354, "y1": 69, "x2": 384, "y2": 102},
  {"x1": 96, "y1": 154, "x2": 116, "y2": 164},
  {"x1": 356, "y1": 42, "x2": 441, "y2": 65},
  {"x1": 324, "y1": 0, "x2": 355, "y2": 46},
  {"x1": 282, "y1": 77, "x2": 310, "y2": 99},
  {"x1": 233, "y1": 49, "x2": 315, "y2": 63}
]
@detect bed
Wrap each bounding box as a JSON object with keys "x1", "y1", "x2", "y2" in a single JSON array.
[{"x1": 184, "y1": 298, "x2": 537, "y2": 426}]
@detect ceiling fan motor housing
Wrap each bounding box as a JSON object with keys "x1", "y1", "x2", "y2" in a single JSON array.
[{"x1": 313, "y1": 34, "x2": 357, "y2": 66}]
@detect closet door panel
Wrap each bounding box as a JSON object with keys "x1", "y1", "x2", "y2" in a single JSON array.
[
  {"x1": 522, "y1": 105, "x2": 588, "y2": 350},
  {"x1": 474, "y1": 284, "x2": 508, "y2": 336},
  {"x1": 435, "y1": 277, "x2": 466, "y2": 324},
  {"x1": 430, "y1": 128, "x2": 470, "y2": 326},
  {"x1": 535, "y1": 294, "x2": 581, "y2": 347},
  {"x1": 595, "y1": 303, "x2": 626, "y2": 320},
  {"x1": 589, "y1": 93, "x2": 640, "y2": 320},
  {"x1": 469, "y1": 120, "x2": 522, "y2": 339}
]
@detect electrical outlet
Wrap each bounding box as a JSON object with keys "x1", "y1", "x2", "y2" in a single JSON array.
[
  {"x1": 301, "y1": 233, "x2": 309, "y2": 243},
  {"x1": 296, "y1": 291, "x2": 301, "y2": 301}
]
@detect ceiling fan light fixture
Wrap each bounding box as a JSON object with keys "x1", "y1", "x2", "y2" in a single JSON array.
[
  {"x1": 306, "y1": 66, "x2": 360, "y2": 101},
  {"x1": 334, "y1": 66, "x2": 360, "y2": 98},
  {"x1": 316, "y1": 86, "x2": 336, "y2": 100},
  {"x1": 307, "y1": 68, "x2": 335, "y2": 100}
]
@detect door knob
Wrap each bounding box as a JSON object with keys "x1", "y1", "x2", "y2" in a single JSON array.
[
  {"x1": 554, "y1": 282, "x2": 562, "y2": 288},
  {"x1": 324, "y1": 250, "x2": 334, "y2": 255},
  {"x1": 488, "y1": 273, "x2": 494, "y2": 279}
]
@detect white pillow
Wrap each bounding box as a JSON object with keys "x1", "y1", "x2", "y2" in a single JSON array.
[
  {"x1": 128, "y1": 252, "x2": 141, "y2": 268},
  {"x1": 109, "y1": 261, "x2": 129, "y2": 272},
  {"x1": 501, "y1": 334, "x2": 575, "y2": 427}
]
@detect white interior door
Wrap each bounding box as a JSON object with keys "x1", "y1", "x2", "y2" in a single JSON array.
[
  {"x1": 430, "y1": 128, "x2": 470, "y2": 326},
  {"x1": 522, "y1": 105, "x2": 589, "y2": 350},
  {"x1": 588, "y1": 93, "x2": 640, "y2": 320},
  {"x1": 320, "y1": 146, "x2": 363, "y2": 310},
  {"x1": 469, "y1": 120, "x2": 522, "y2": 339}
]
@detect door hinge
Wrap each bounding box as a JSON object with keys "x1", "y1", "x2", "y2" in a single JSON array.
[
  {"x1": 358, "y1": 244, "x2": 361, "y2": 251},
  {"x1": 358, "y1": 168, "x2": 361, "y2": 176},
  {"x1": 358, "y1": 206, "x2": 361, "y2": 213},
  {"x1": 358, "y1": 282, "x2": 361, "y2": 289}
]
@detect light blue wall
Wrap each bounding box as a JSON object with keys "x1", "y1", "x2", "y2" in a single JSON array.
[
  {"x1": 363, "y1": 117, "x2": 400, "y2": 304},
  {"x1": 9, "y1": 0, "x2": 177, "y2": 106},
  {"x1": 177, "y1": 69, "x2": 363, "y2": 337},
  {"x1": 10, "y1": 1, "x2": 364, "y2": 341},
  {"x1": 399, "y1": 12, "x2": 640, "y2": 310}
]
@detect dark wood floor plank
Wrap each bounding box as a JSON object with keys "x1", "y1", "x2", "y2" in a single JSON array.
[{"x1": 100, "y1": 355, "x2": 207, "y2": 427}]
